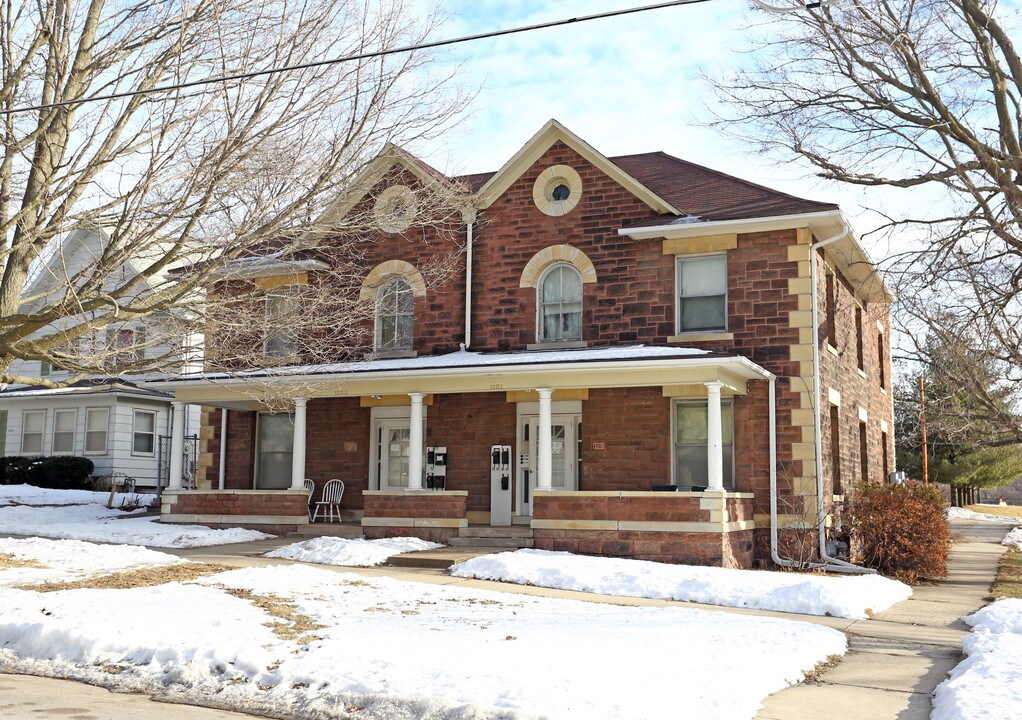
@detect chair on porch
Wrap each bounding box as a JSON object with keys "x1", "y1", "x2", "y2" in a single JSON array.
[
  {"x1": 303, "y1": 478, "x2": 315, "y2": 520},
  {"x1": 311, "y1": 479, "x2": 345, "y2": 523}
]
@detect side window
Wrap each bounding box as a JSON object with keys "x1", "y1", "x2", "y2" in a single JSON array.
[
  {"x1": 673, "y1": 400, "x2": 734, "y2": 488},
  {"x1": 132, "y1": 410, "x2": 157, "y2": 455},
  {"x1": 52, "y1": 409, "x2": 77, "y2": 454},
  {"x1": 676, "y1": 255, "x2": 727, "y2": 333},
  {"x1": 538, "y1": 264, "x2": 583, "y2": 342},
  {"x1": 21, "y1": 410, "x2": 45, "y2": 454},
  {"x1": 85, "y1": 408, "x2": 109, "y2": 454},
  {"x1": 376, "y1": 277, "x2": 414, "y2": 352}
]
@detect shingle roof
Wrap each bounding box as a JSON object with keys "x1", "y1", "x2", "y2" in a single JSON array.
[{"x1": 457, "y1": 151, "x2": 837, "y2": 222}]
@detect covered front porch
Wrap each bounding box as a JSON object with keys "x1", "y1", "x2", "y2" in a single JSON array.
[{"x1": 153, "y1": 346, "x2": 775, "y2": 566}]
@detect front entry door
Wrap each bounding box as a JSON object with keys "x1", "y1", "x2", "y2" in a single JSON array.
[{"x1": 517, "y1": 415, "x2": 579, "y2": 517}]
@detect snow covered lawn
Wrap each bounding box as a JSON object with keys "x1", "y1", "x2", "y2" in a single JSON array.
[
  {"x1": 0, "y1": 485, "x2": 272, "y2": 547},
  {"x1": 266, "y1": 536, "x2": 442, "y2": 567},
  {"x1": 451, "y1": 548, "x2": 911, "y2": 619},
  {"x1": 946, "y1": 506, "x2": 1022, "y2": 524},
  {"x1": 0, "y1": 537, "x2": 184, "y2": 587},
  {"x1": 0, "y1": 561, "x2": 847, "y2": 719},
  {"x1": 931, "y1": 599, "x2": 1022, "y2": 720}
]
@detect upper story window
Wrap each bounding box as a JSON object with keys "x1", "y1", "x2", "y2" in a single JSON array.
[
  {"x1": 376, "y1": 277, "x2": 414, "y2": 352},
  {"x1": 106, "y1": 327, "x2": 144, "y2": 367},
  {"x1": 825, "y1": 271, "x2": 837, "y2": 348},
  {"x1": 264, "y1": 290, "x2": 300, "y2": 359},
  {"x1": 538, "y1": 264, "x2": 583, "y2": 342},
  {"x1": 676, "y1": 255, "x2": 727, "y2": 333}
]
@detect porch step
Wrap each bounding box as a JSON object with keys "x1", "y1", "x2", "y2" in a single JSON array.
[
  {"x1": 458, "y1": 526, "x2": 534, "y2": 539},
  {"x1": 387, "y1": 547, "x2": 495, "y2": 570},
  {"x1": 448, "y1": 536, "x2": 533, "y2": 548},
  {"x1": 289, "y1": 523, "x2": 364, "y2": 539}
]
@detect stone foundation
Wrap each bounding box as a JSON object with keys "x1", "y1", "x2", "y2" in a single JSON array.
[
  {"x1": 361, "y1": 490, "x2": 467, "y2": 543},
  {"x1": 160, "y1": 489, "x2": 309, "y2": 532}
]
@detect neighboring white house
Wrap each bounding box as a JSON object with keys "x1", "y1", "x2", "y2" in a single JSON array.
[{"x1": 0, "y1": 228, "x2": 201, "y2": 490}]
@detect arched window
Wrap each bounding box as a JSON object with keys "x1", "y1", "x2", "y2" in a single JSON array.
[
  {"x1": 376, "y1": 277, "x2": 414, "y2": 352},
  {"x1": 538, "y1": 264, "x2": 583, "y2": 342}
]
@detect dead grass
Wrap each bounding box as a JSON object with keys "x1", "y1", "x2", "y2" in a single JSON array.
[
  {"x1": 802, "y1": 654, "x2": 843, "y2": 683},
  {"x1": 217, "y1": 587, "x2": 325, "y2": 645},
  {"x1": 18, "y1": 563, "x2": 235, "y2": 592},
  {"x1": 965, "y1": 504, "x2": 1022, "y2": 519},
  {"x1": 0, "y1": 553, "x2": 45, "y2": 570},
  {"x1": 990, "y1": 549, "x2": 1022, "y2": 600}
]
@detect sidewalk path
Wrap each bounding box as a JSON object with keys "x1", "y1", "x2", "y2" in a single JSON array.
[{"x1": 756, "y1": 519, "x2": 1009, "y2": 720}]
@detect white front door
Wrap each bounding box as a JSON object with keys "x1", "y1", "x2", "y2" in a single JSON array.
[
  {"x1": 517, "y1": 414, "x2": 579, "y2": 517},
  {"x1": 373, "y1": 419, "x2": 416, "y2": 489}
]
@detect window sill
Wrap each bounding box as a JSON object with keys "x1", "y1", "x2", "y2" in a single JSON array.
[
  {"x1": 372, "y1": 350, "x2": 417, "y2": 359},
  {"x1": 526, "y1": 340, "x2": 587, "y2": 351},
  {"x1": 668, "y1": 332, "x2": 733, "y2": 343},
  {"x1": 825, "y1": 343, "x2": 840, "y2": 357},
  {"x1": 857, "y1": 368, "x2": 867, "y2": 379}
]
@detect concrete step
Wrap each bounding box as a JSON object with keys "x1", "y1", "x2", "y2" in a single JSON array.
[
  {"x1": 387, "y1": 547, "x2": 495, "y2": 569},
  {"x1": 458, "y1": 526, "x2": 534, "y2": 539},
  {"x1": 290, "y1": 523, "x2": 364, "y2": 538},
  {"x1": 448, "y1": 536, "x2": 533, "y2": 548}
]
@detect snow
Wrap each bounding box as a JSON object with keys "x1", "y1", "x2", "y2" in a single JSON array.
[
  {"x1": 946, "y1": 506, "x2": 1022, "y2": 523},
  {"x1": 265, "y1": 536, "x2": 442, "y2": 567},
  {"x1": 451, "y1": 548, "x2": 912, "y2": 619},
  {"x1": 0, "y1": 563, "x2": 847, "y2": 719},
  {"x1": 0, "y1": 485, "x2": 272, "y2": 548},
  {"x1": 0, "y1": 537, "x2": 183, "y2": 587},
  {"x1": 1002, "y1": 526, "x2": 1022, "y2": 551},
  {"x1": 173, "y1": 344, "x2": 712, "y2": 381},
  {"x1": 931, "y1": 599, "x2": 1022, "y2": 720}
]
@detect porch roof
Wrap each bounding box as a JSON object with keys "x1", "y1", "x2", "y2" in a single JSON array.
[{"x1": 151, "y1": 345, "x2": 774, "y2": 408}]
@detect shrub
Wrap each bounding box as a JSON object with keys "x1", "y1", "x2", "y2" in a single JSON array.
[
  {"x1": 0, "y1": 456, "x2": 40, "y2": 485},
  {"x1": 848, "y1": 482, "x2": 950, "y2": 583},
  {"x1": 29, "y1": 456, "x2": 96, "y2": 490}
]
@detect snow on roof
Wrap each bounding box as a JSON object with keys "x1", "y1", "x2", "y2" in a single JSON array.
[
  {"x1": 174, "y1": 345, "x2": 717, "y2": 382},
  {"x1": 0, "y1": 379, "x2": 171, "y2": 400}
]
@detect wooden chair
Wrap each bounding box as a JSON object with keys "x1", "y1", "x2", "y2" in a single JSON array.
[
  {"x1": 303, "y1": 478, "x2": 315, "y2": 520},
  {"x1": 311, "y1": 479, "x2": 345, "y2": 523}
]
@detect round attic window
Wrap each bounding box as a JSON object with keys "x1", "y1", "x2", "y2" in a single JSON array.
[
  {"x1": 533, "y1": 165, "x2": 582, "y2": 217},
  {"x1": 373, "y1": 185, "x2": 417, "y2": 234}
]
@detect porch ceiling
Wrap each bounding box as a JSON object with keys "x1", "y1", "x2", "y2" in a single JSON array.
[{"x1": 155, "y1": 346, "x2": 773, "y2": 405}]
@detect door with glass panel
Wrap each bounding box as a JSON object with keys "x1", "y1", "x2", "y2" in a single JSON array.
[
  {"x1": 374, "y1": 419, "x2": 427, "y2": 489},
  {"x1": 517, "y1": 415, "x2": 578, "y2": 517},
  {"x1": 255, "y1": 413, "x2": 294, "y2": 489}
]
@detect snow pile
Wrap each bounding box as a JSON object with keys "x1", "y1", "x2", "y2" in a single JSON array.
[
  {"x1": 1001, "y1": 527, "x2": 1022, "y2": 551},
  {"x1": 0, "y1": 484, "x2": 153, "y2": 508},
  {"x1": 0, "y1": 563, "x2": 847, "y2": 719},
  {"x1": 0, "y1": 537, "x2": 183, "y2": 586},
  {"x1": 932, "y1": 599, "x2": 1022, "y2": 720},
  {"x1": 946, "y1": 506, "x2": 1021, "y2": 524},
  {"x1": 0, "y1": 485, "x2": 272, "y2": 547},
  {"x1": 265, "y1": 536, "x2": 442, "y2": 567},
  {"x1": 451, "y1": 548, "x2": 911, "y2": 619}
]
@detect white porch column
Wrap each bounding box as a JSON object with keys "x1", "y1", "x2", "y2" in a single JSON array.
[
  {"x1": 408, "y1": 393, "x2": 425, "y2": 490},
  {"x1": 168, "y1": 401, "x2": 186, "y2": 490},
  {"x1": 705, "y1": 382, "x2": 724, "y2": 491},
  {"x1": 290, "y1": 398, "x2": 308, "y2": 490},
  {"x1": 537, "y1": 388, "x2": 553, "y2": 489}
]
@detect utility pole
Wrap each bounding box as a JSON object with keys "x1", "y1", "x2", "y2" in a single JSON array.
[{"x1": 919, "y1": 376, "x2": 929, "y2": 486}]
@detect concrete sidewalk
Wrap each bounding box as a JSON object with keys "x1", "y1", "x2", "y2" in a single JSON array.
[{"x1": 756, "y1": 519, "x2": 1010, "y2": 720}]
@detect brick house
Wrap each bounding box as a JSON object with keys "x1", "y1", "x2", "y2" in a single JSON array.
[{"x1": 154, "y1": 119, "x2": 894, "y2": 569}]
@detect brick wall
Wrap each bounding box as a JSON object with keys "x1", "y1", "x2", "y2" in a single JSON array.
[
  {"x1": 305, "y1": 397, "x2": 370, "y2": 508},
  {"x1": 362, "y1": 491, "x2": 467, "y2": 519},
  {"x1": 533, "y1": 528, "x2": 754, "y2": 567},
  {"x1": 580, "y1": 387, "x2": 671, "y2": 490},
  {"x1": 163, "y1": 489, "x2": 307, "y2": 524},
  {"x1": 533, "y1": 492, "x2": 753, "y2": 524}
]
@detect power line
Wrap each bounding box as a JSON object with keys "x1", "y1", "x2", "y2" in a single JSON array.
[{"x1": 3, "y1": 0, "x2": 716, "y2": 116}]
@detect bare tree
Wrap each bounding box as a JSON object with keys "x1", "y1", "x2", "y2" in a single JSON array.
[
  {"x1": 708, "y1": 0, "x2": 1022, "y2": 437},
  {"x1": 0, "y1": 0, "x2": 467, "y2": 388}
]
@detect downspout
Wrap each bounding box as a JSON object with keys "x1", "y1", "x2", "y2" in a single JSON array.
[
  {"x1": 462, "y1": 208, "x2": 477, "y2": 349},
  {"x1": 808, "y1": 222, "x2": 875, "y2": 573},
  {"x1": 218, "y1": 408, "x2": 228, "y2": 490}
]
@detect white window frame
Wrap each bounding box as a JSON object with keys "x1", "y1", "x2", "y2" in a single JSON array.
[
  {"x1": 369, "y1": 405, "x2": 427, "y2": 490},
  {"x1": 536, "y1": 263, "x2": 584, "y2": 343},
  {"x1": 675, "y1": 253, "x2": 728, "y2": 335},
  {"x1": 374, "y1": 277, "x2": 415, "y2": 353},
  {"x1": 51, "y1": 409, "x2": 78, "y2": 455},
  {"x1": 84, "y1": 407, "x2": 110, "y2": 455},
  {"x1": 670, "y1": 398, "x2": 735, "y2": 489},
  {"x1": 21, "y1": 410, "x2": 46, "y2": 454},
  {"x1": 131, "y1": 409, "x2": 157, "y2": 456},
  {"x1": 254, "y1": 412, "x2": 295, "y2": 489},
  {"x1": 263, "y1": 289, "x2": 301, "y2": 359}
]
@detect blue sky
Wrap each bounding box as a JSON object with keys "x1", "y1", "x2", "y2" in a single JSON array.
[{"x1": 415, "y1": 0, "x2": 899, "y2": 258}]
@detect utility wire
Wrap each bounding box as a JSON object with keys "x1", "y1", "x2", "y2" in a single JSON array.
[{"x1": 3, "y1": 0, "x2": 717, "y2": 116}]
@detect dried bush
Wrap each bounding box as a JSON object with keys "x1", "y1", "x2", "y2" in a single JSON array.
[{"x1": 849, "y1": 482, "x2": 950, "y2": 583}]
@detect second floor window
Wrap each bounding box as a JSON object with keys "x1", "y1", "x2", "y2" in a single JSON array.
[
  {"x1": 677, "y1": 255, "x2": 727, "y2": 333},
  {"x1": 539, "y1": 264, "x2": 583, "y2": 342},
  {"x1": 264, "y1": 291, "x2": 300, "y2": 359},
  {"x1": 376, "y1": 277, "x2": 414, "y2": 352}
]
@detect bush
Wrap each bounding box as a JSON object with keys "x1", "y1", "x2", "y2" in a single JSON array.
[
  {"x1": 849, "y1": 482, "x2": 951, "y2": 583},
  {"x1": 0, "y1": 455, "x2": 95, "y2": 490}
]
